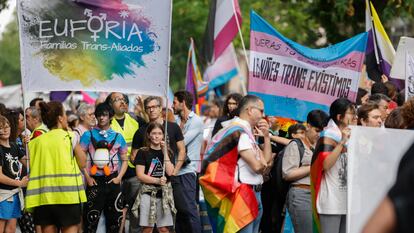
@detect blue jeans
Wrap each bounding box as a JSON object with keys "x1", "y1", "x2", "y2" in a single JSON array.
[{"x1": 238, "y1": 190, "x2": 263, "y2": 233}]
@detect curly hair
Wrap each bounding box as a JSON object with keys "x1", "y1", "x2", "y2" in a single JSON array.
[
  {"x1": 385, "y1": 108, "x2": 406, "y2": 129},
  {"x1": 401, "y1": 98, "x2": 414, "y2": 129}
]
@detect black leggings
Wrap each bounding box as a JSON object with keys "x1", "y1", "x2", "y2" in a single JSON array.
[{"x1": 83, "y1": 173, "x2": 123, "y2": 233}]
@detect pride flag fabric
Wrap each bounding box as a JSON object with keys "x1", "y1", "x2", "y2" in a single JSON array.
[
  {"x1": 185, "y1": 38, "x2": 208, "y2": 114},
  {"x1": 204, "y1": 44, "x2": 239, "y2": 90},
  {"x1": 200, "y1": 123, "x2": 258, "y2": 233},
  {"x1": 310, "y1": 119, "x2": 343, "y2": 233},
  {"x1": 18, "y1": 0, "x2": 171, "y2": 96},
  {"x1": 365, "y1": 0, "x2": 396, "y2": 83},
  {"x1": 249, "y1": 11, "x2": 367, "y2": 121},
  {"x1": 203, "y1": 0, "x2": 242, "y2": 62}
]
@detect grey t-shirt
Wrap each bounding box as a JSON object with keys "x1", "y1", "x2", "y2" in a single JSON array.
[{"x1": 281, "y1": 140, "x2": 313, "y2": 185}]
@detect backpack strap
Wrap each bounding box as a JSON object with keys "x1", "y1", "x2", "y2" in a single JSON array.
[
  {"x1": 108, "y1": 133, "x2": 120, "y2": 171},
  {"x1": 73, "y1": 128, "x2": 81, "y2": 138},
  {"x1": 292, "y1": 138, "x2": 305, "y2": 167},
  {"x1": 88, "y1": 131, "x2": 97, "y2": 165},
  {"x1": 108, "y1": 133, "x2": 119, "y2": 151}
]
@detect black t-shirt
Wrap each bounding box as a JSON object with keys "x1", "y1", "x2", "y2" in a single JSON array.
[
  {"x1": 116, "y1": 118, "x2": 125, "y2": 129},
  {"x1": 132, "y1": 121, "x2": 184, "y2": 157},
  {"x1": 388, "y1": 142, "x2": 414, "y2": 233},
  {"x1": 134, "y1": 148, "x2": 166, "y2": 178},
  {"x1": 0, "y1": 143, "x2": 24, "y2": 190},
  {"x1": 136, "y1": 116, "x2": 147, "y2": 129}
]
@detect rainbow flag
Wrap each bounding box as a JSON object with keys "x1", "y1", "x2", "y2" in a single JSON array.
[
  {"x1": 200, "y1": 124, "x2": 258, "y2": 233},
  {"x1": 186, "y1": 38, "x2": 208, "y2": 114},
  {"x1": 310, "y1": 119, "x2": 343, "y2": 233}
]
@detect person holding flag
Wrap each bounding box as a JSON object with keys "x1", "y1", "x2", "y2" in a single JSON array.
[
  {"x1": 200, "y1": 95, "x2": 272, "y2": 233},
  {"x1": 311, "y1": 98, "x2": 357, "y2": 233},
  {"x1": 131, "y1": 122, "x2": 176, "y2": 233}
]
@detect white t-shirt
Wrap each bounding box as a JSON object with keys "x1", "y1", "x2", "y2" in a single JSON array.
[
  {"x1": 317, "y1": 152, "x2": 348, "y2": 214},
  {"x1": 234, "y1": 118, "x2": 263, "y2": 185}
]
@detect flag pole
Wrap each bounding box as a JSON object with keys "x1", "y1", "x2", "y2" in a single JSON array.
[
  {"x1": 366, "y1": 0, "x2": 381, "y2": 68},
  {"x1": 230, "y1": 0, "x2": 248, "y2": 95},
  {"x1": 17, "y1": 0, "x2": 30, "y2": 171},
  {"x1": 163, "y1": 0, "x2": 174, "y2": 177},
  {"x1": 405, "y1": 52, "x2": 407, "y2": 101}
]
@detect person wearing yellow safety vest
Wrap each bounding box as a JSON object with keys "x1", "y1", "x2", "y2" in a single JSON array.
[
  {"x1": 104, "y1": 92, "x2": 140, "y2": 232},
  {"x1": 25, "y1": 106, "x2": 49, "y2": 140},
  {"x1": 26, "y1": 101, "x2": 87, "y2": 233}
]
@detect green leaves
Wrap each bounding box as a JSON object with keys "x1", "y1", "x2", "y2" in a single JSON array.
[{"x1": 0, "y1": 13, "x2": 20, "y2": 86}]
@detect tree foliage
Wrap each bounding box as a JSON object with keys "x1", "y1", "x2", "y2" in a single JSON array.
[
  {"x1": 310, "y1": 0, "x2": 414, "y2": 43},
  {"x1": 0, "y1": 0, "x2": 7, "y2": 12},
  {"x1": 0, "y1": 13, "x2": 20, "y2": 86}
]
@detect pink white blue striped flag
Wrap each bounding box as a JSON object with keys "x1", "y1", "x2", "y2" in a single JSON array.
[
  {"x1": 203, "y1": 0, "x2": 242, "y2": 63},
  {"x1": 203, "y1": 43, "x2": 239, "y2": 90}
]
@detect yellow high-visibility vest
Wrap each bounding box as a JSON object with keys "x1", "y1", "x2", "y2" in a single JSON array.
[
  {"x1": 111, "y1": 113, "x2": 139, "y2": 167},
  {"x1": 26, "y1": 129, "x2": 86, "y2": 209}
]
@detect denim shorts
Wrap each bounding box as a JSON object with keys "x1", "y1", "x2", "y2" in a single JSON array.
[{"x1": 0, "y1": 193, "x2": 22, "y2": 220}]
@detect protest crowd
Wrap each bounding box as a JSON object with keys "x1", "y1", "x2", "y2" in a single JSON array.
[
  {"x1": 1, "y1": 0, "x2": 414, "y2": 233},
  {"x1": 0, "y1": 84, "x2": 413, "y2": 233}
]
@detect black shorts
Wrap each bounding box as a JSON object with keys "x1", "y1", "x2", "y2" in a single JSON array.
[{"x1": 33, "y1": 204, "x2": 81, "y2": 227}]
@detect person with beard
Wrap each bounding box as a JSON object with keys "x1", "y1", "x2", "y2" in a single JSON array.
[
  {"x1": 172, "y1": 91, "x2": 203, "y2": 233},
  {"x1": 211, "y1": 93, "x2": 243, "y2": 137},
  {"x1": 105, "y1": 92, "x2": 140, "y2": 231}
]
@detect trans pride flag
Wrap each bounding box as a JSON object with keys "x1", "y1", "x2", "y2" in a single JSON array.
[
  {"x1": 18, "y1": 0, "x2": 171, "y2": 96},
  {"x1": 200, "y1": 123, "x2": 258, "y2": 233},
  {"x1": 310, "y1": 119, "x2": 343, "y2": 233},
  {"x1": 203, "y1": 0, "x2": 242, "y2": 63},
  {"x1": 204, "y1": 44, "x2": 239, "y2": 90},
  {"x1": 249, "y1": 11, "x2": 367, "y2": 121}
]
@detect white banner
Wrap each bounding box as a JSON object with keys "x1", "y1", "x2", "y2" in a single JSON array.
[
  {"x1": 18, "y1": 0, "x2": 171, "y2": 96},
  {"x1": 347, "y1": 126, "x2": 414, "y2": 233},
  {"x1": 406, "y1": 52, "x2": 414, "y2": 100}
]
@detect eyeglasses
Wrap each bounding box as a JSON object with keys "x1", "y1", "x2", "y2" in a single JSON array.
[
  {"x1": 145, "y1": 105, "x2": 160, "y2": 111},
  {"x1": 113, "y1": 98, "x2": 127, "y2": 103}
]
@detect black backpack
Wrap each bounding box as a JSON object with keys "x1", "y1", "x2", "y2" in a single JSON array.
[{"x1": 271, "y1": 138, "x2": 305, "y2": 203}]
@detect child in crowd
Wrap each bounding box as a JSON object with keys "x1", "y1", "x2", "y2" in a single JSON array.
[
  {"x1": 133, "y1": 122, "x2": 176, "y2": 233},
  {"x1": 0, "y1": 115, "x2": 29, "y2": 233}
]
